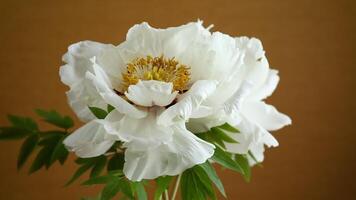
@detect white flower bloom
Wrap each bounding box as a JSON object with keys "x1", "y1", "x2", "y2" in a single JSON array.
[
  {"x1": 61, "y1": 21, "x2": 291, "y2": 181},
  {"x1": 187, "y1": 37, "x2": 291, "y2": 165}
]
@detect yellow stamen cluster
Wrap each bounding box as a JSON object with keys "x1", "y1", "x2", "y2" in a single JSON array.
[{"x1": 121, "y1": 55, "x2": 190, "y2": 92}]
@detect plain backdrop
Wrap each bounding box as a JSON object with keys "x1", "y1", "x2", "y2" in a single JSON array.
[{"x1": 0, "y1": 0, "x2": 355, "y2": 199}]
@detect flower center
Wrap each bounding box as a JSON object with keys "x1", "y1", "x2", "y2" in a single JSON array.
[{"x1": 121, "y1": 55, "x2": 190, "y2": 92}]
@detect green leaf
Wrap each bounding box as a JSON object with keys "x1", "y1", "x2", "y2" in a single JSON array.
[
  {"x1": 217, "y1": 123, "x2": 239, "y2": 133},
  {"x1": 17, "y1": 134, "x2": 39, "y2": 169},
  {"x1": 132, "y1": 182, "x2": 147, "y2": 200},
  {"x1": 235, "y1": 154, "x2": 251, "y2": 182},
  {"x1": 210, "y1": 127, "x2": 239, "y2": 143},
  {"x1": 193, "y1": 166, "x2": 217, "y2": 200},
  {"x1": 66, "y1": 163, "x2": 93, "y2": 186},
  {"x1": 107, "y1": 105, "x2": 115, "y2": 113},
  {"x1": 118, "y1": 179, "x2": 134, "y2": 199},
  {"x1": 38, "y1": 133, "x2": 62, "y2": 146},
  {"x1": 154, "y1": 176, "x2": 173, "y2": 200},
  {"x1": 198, "y1": 161, "x2": 226, "y2": 197},
  {"x1": 107, "y1": 154, "x2": 125, "y2": 171},
  {"x1": 49, "y1": 136, "x2": 68, "y2": 165},
  {"x1": 90, "y1": 156, "x2": 107, "y2": 178},
  {"x1": 89, "y1": 107, "x2": 108, "y2": 119},
  {"x1": 29, "y1": 145, "x2": 53, "y2": 173},
  {"x1": 181, "y1": 170, "x2": 206, "y2": 200},
  {"x1": 207, "y1": 130, "x2": 226, "y2": 149},
  {"x1": 35, "y1": 109, "x2": 73, "y2": 129},
  {"x1": 101, "y1": 178, "x2": 121, "y2": 200},
  {"x1": 0, "y1": 127, "x2": 29, "y2": 140},
  {"x1": 211, "y1": 146, "x2": 244, "y2": 174},
  {"x1": 82, "y1": 175, "x2": 114, "y2": 186},
  {"x1": 7, "y1": 115, "x2": 38, "y2": 131}
]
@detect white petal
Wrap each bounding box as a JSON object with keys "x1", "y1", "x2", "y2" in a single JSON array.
[
  {"x1": 125, "y1": 80, "x2": 178, "y2": 107},
  {"x1": 85, "y1": 60, "x2": 147, "y2": 119},
  {"x1": 60, "y1": 41, "x2": 114, "y2": 121},
  {"x1": 223, "y1": 81, "x2": 253, "y2": 115},
  {"x1": 123, "y1": 124, "x2": 215, "y2": 181},
  {"x1": 118, "y1": 108, "x2": 173, "y2": 149},
  {"x1": 248, "y1": 69, "x2": 280, "y2": 101},
  {"x1": 241, "y1": 101, "x2": 292, "y2": 131},
  {"x1": 225, "y1": 116, "x2": 278, "y2": 155},
  {"x1": 158, "y1": 80, "x2": 218, "y2": 126},
  {"x1": 124, "y1": 21, "x2": 211, "y2": 59},
  {"x1": 60, "y1": 41, "x2": 114, "y2": 86},
  {"x1": 63, "y1": 120, "x2": 118, "y2": 158}
]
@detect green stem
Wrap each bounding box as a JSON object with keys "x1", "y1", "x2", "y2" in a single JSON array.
[
  {"x1": 171, "y1": 174, "x2": 182, "y2": 200},
  {"x1": 164, "y1": 190, "x2": 169, "y2": 200}
]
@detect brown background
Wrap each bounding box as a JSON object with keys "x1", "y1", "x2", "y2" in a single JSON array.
[{"x1": 0, "y1": 0, "x2": 355, "y2": 199}]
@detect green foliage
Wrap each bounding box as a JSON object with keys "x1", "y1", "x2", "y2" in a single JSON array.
[
  {"x1": 107, "y1": 105, "x2": 115, "y2": 114},
  {"x1": 89, "y1": 107, "x2": 108, "y2": 119},
  {"x1": 181, "y1": 166, "x2": 217, "y2": 200},
  {"x1": 235, "y1": 154, "x2": 251, "y2": 182},
  {"x1": 66, "y1": 156, "x2": 108, "y2": 186},
  {"x1": 17, "y1": 134, "x2": 39, "y2": 169},
  {"x1": 0, "y1": 127, "x2": 29, "y2": 140},
  {"x1": 211, "y1": 146, "x2": 244, "y2": 174},
  {"x1": 82, "y1": 171, "x2": 140, "y2": 200},
  {"x1": 198, "y1": 123, "x2": 239, "y2": 149},
  {"x1": 35, "y1": 109, "x2": 73, "y2": 129},
  {"x1": 217, "y1": 123, "x2": 240, "y2": 133},
  {"x1": 154, "y1": 176, "x2": 173, "y2": 200},
  {"x1": 132, "y1": 182, "x2": 147, "y2": 200},
  {"x1": 107, "y1": 154, "x2": 125, "y2": 171},
  {"x1": 198, "y1": 161, "x2": 226, "y2": 197},
  {"x1": 0, "y1": 111, "x2": 71, "y2": 174},
  {"x1": 8, "y1": 115, "x2": 38, "y2": 131}
]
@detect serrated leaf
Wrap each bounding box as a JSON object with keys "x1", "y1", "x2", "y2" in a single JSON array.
[
  {"x1": 29, "y1": 145, "x2": 53, "y2": 173},
  {"x1": 49, "y1": 136, "x2": 68, "y2": 165},
  {"x1": 211, "y1": 146, "x2": 244, "y2": 174},
  {"x1": 107, "y1": 154, "x2": 125, "y2": 171},
  {"x1": 101, "y1": 178, "x2": 121, "y2": 200},
  {"x1": 208, "y1": 130, "x2": 226, "y2": 149},
  {"x1": 154, "y1": 176, "x2": 173, "y2": 200},
  {"x1": 58, "y1": 149, "x2": 69, "y2": 165},
  {"x1": 90, "y1": 156, "x2": 107, "y2": 178},
  {"x1": 0, "y1": 127, "x2": 29, "y2": 140},
  {"x1": 181, "y1": 170, "x2": 206, "y2": 200},
  {"x1": 7, "y1": 115, "x2": 38, "y2": 131},
  {"x1": 218, "y1": 123, "x2": 239, "y2": 133},
  {"x1": 193, "y1": 166, "x2": 217, "y2": 200},
  {"x1": 65, "y1": 163, "x2": 93, "y2": 186},
  {"x1": 235, "y1": 154, "x2": 251, "y2": 182},
  {"x1": 82, "y1": 175, "x2": 114, "y2": 186},
  {"x1": 198, "y1": 161, "x2": 226, "y2": 197},
  {"x1": 17, "y1": 134, "x2": 39, "y2": 169},
  {"x1": 210, "y1": 127, "x2": 238, "y2": 143},
  {"x1": 35, "y1": 109, "x2": 73, "y2": 129},
  {"x1": 89, "y1": 107, "x2": 108, "y2": 119},
  {"x1": 132, "y1": 182, "x2": 147, "y2": 200}
]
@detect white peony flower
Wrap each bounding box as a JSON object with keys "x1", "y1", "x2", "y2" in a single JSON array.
[
  {"x1": 60, "y1": 21, "x2": 291, "y2": 181},
  {"x1": 187, "y1": 37, "x2": 291, "y2": 165}
]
